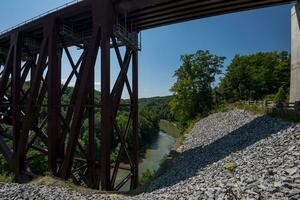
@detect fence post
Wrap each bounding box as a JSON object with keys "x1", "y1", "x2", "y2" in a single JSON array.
[
  {"x1": 263, "y1": 100, "x2": 267, "y2": 107},
  {"x1": 294, "y1": 101, "x2": 300, "y2": 112}
]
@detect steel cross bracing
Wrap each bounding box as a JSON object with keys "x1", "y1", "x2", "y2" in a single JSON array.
[
  {"x1": 0, "y1": 0, "x2": 139, "y2": 191},
  {"x1": 0, "y1": 0, "x2": 296, "y2": 192}
]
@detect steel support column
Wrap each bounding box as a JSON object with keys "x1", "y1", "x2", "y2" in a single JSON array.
[
  {"x1": 15, "y1": 26, "x2": 48, "y2": 179},
  {"x1": 100, "y1": 32, "x2": 112, "y2": 191},
  {"x1": 47, "y1": 16, "x2": 61, "y2": 175},
  {"x1": 131, "y1": 50, "x2": 139, "y2": 189},
  {"x1": 11, "y1": 32, "x2": 22, "y2": 153},
  {"x1": 59, "y1": 2, "x2": 102, "y2": 177},
  {"x1": 92, "y1": 0, "x2": 116, "y2": 191},
  {"x1": 87, "y1": 60, "x2": 96, "y2": 188}
]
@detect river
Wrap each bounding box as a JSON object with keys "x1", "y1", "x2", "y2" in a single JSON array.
[
  {"x1": 139, "y1": 131, "x2": 176, "y2": 177},
  {"x1": 116, "y1": 131, "x2": 176, "y2": 191}
]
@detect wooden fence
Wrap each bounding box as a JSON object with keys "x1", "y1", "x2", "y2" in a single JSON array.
[{"x1": 242, "y1": 100, "x2": 296, "y2": 110}]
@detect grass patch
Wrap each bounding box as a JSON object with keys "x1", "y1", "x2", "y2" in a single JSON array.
[
  {"x1": 140, "y1": 169, "x2": 154, "y2": 186},
  {"x1": 234, "y1": 102, "x2": 300, "y2": 123},
  {"x1": 0, "y1": 174, "x2": 13, "y2": 183},
  {"x1": 159, "y1": 120, "x2": 181, "y2": 138},
  {"x1": 234, "y1": 102, "x2": 267, "y2": 115},
  {"x1": 210, "y1": 104, "x2": 234, "y2": 114}
]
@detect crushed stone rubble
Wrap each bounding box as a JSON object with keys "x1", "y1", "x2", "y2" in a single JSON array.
[{"x1": 0, "y1": 110, "x2": 299, "y2": 200}]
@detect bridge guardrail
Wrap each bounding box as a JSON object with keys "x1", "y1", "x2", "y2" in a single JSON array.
[{"x1": 0, "y1": 0, "x2": 83, "y2": 36}]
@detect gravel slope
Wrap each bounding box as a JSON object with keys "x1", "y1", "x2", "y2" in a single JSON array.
[
  {"x1": 0, "y1": 183, "x2": 123, "y2": 200},
  {"x1": 130, "y1": 110, "x2": 300, "y2": 200},
  {"x1": 1, "y1": 110, "x2": 299, "y2": 199}
]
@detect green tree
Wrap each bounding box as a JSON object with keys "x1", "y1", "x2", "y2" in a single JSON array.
[
  {"x1": 218, "y1": 51, "x2": 290, "y2": 102},
  {"x1": 170, "y1": 50, "x2": 225, "y2": 127}
]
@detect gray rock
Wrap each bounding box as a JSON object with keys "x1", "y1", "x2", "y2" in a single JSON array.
[
  {"x1": 1, "y1": 110, "x2": 300, "y2": 200},
  {"x1": 128, "y1": 110, "x2": 300, "y2": 200}
]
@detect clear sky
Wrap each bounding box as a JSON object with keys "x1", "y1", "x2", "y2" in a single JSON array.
[{"x1": 0, "y1": 0, "x2": 295, "y2": 98}]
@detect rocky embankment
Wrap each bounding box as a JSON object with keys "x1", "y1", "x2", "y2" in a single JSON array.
[{"x1": 1, "y1": 110, "x2": 300, "y2": 199}]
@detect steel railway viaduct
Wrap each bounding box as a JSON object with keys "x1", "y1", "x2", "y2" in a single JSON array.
[{"x1": 0, "y1": 0, "x2": 297, "y2": 191}]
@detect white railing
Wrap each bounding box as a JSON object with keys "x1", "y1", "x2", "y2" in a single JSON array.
[{"x1": 0, "y1": 0, "x2": 83, "y2": 36}]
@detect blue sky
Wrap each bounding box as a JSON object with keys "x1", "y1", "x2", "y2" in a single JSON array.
[{"x1": 0, "y1": 1, "x2": 294, "y2": 98}]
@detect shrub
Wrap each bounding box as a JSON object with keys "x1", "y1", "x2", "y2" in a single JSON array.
[
  {"x1": 140, "y1": 169, "x2": 154, "y2": 185},
  {"x1": 274, "y1": 86, "x2": 287, "y2": 103}
]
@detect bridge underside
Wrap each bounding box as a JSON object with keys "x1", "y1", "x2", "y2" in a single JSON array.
[
  {"x1": 0, "y1": 0, "x2": 294, "y2": 44},
  {"x1": 0, "y1": 0, "x2": 295, "y2": 192}
]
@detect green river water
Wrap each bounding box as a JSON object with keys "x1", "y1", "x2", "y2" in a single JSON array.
[{"x1": 116, "y1": 131, "x2": 176, "y2": 191}]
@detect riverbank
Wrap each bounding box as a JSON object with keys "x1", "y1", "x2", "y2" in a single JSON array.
[
  {"x1": 136, "y1": 120, "x2": 178, "y2": 164},
  {"x1": 159, "y1": 120, "x2": 181, "y2": 138},
  {"x1": 136, "y1": 120, "x2": 186, "y2": 192},
  {"x1": 159, "y1": 119, "x2": 185, "y2": 153}
]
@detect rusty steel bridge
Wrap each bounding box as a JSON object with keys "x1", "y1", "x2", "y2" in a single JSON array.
[{"x1": 0, "y1": 0, "x2": 295, "y2": 191}]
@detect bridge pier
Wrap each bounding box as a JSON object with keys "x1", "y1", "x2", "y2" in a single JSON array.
[
  {"x1": 0, "y1": 0, "x2": 140, "y2": 191},
  {"x1": 290, "y1": 3, "x2": 300, "y2": 103}
]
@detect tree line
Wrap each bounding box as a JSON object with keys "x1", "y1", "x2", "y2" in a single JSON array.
[{"x1": 170, "y1": 50, "x2": 291, "y2": 127}]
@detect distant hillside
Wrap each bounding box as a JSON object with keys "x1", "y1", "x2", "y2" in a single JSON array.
[{"x1": 139, "y1": 96, "x2": 175, "y2": 122}]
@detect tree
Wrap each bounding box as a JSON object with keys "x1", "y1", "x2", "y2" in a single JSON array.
[
  {"x1": 218, "y1": 51, "x2": 290, "y2": 102},
  {"x1": 170, "y1": 50, "x2": 225, "y2": 127}
]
